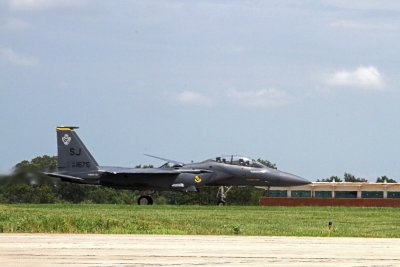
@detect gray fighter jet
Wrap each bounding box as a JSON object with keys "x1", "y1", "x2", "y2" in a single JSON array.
[{"x1": 47, "y1": 126, "x2": 310, "y2": 205}]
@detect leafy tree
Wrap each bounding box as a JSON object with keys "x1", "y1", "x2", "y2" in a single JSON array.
[
  {"x1": 14, "y1": 155, "x2": 57, "y2": 173},
  {"x1": 317, "y1": 176, "x2": 342, "y2": 182},
  {"x1": 2, "y1": 183, "x2": 58, "y2": 203},
  {"x1": 376, "y1": 176, "x2": 397, "y2": 183},
  {"x1": 56, "y1": 183, "x2": 88, "y2": 203},
  {"x1": 85, "y1": 187, "x2": 137, "y2": 204},
  {"x1": 1, "y1": 155, "x2": 278, "y2": 205},
  {"x1": 158, "y1": 187, "x2": 219, "y2": 205},
  {"x1": 344, "y1": 172, "x2": 368, "y2": 182},
  {"x1": 0, "y1": 156, "x2": 58, "y2": 203},
  {"x1": 3, "y1": 156, "x2": 136, "y2": 204},
  {"x1": 226, "y1": 187, "x2": 264, "y2": 205}
]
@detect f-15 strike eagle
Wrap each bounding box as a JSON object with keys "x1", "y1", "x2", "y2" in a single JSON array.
[{"x1": 46, "y1": 126, "x2": 310, "y2": 205}]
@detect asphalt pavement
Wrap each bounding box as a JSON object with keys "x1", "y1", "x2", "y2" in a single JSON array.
[{"x1": 0, "y1": 234, "x2": 399, "y2": 266}]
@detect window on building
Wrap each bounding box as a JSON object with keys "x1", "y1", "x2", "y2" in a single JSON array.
[
  {"x1": 361, "y1": 191, "x2": 384, "y2": 198},
  {"x1": 335, "y1": 191, "x2": 357, "y2": 198},
  {"x1": 315, "y1": 191, "x2": 332, "y2": 198},
  {"x1": 388, "y1": 192, "x2": 400, "y2": 198},
  {"x1": 268, "y1": 190, "x2": 288, "y2": 197},
  {"x1": 291, "y1": 190, "x2": 311, "y2": 197}
]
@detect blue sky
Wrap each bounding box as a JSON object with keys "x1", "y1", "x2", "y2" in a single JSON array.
[{"x1": 1, "y1": 0, "x2": 400, "y2": 181}]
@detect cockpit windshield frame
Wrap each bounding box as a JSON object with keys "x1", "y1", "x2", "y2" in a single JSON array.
[{"x1": 213, "y1": 156, "x2": 266, "y2": 168}]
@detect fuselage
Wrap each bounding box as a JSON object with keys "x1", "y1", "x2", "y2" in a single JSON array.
[
  {"x1": 183, "y1": 159, "x2": 309, "y2": 187},
  {"x1": 84, "y1": 156, "x2": 310, "y2": 191},
  {"x1": 48, "y1": 127, "x2": 310, "y2": 204}
]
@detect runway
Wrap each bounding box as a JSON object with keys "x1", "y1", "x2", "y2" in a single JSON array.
[{"x1": 1, "y1": 234, "x2": 400, "y2": 266}]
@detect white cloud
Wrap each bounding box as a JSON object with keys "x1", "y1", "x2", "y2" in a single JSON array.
[
  {"x1": 8, "y1": 0, "x2": 84, "y2": 11},
  {"x1": 226, "y1": 89, "x2": 291, "y2": 108},
  {"x1": 326, "y1": 66, "x2": 385, "y2": 90},
  {"x1": 0, "y1": 46, "x2": 38, "y2": 67},
  {"x1": 177, "y1": 91, "x2": 212, "y2": 105}
]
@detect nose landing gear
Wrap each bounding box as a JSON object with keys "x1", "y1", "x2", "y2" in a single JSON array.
[{"x1": 216, "y1": 186, "x2": 232, "y2": 206}]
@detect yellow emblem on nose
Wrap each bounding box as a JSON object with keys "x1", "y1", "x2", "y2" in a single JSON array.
[{"x1": 194, "y1": 175, "x2": 202, "y2": 183}]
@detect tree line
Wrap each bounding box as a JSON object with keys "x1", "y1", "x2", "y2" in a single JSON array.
[
  {"x1": 0, "y1": 155, "x2": 267, "y2": 205},
  {"x1": 316, "y1": 173, "x2": 397, "y2": 183},
  {"x1": 0, "y1": 155, "x2": 397, "y2": 204}
]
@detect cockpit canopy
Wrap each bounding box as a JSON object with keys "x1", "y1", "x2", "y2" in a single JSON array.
[{"x1": 212, "y1": 156, "x2": 266, "y2": 168}]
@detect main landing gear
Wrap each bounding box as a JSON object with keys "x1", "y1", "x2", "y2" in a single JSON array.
[
  {"x1": 216, "y1": 186, "x2": 232, "y2": 206},
  {"x1": 137, "y1": 195, "x2": 153, "y2": 205},
  {"x1": 137, "y1": 187, "x2": 235, "y2": 206}
]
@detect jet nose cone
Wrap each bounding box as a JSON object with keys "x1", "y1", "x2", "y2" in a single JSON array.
[{"x1": 279, "y1": 171, "x2": 311, "y2": 186}]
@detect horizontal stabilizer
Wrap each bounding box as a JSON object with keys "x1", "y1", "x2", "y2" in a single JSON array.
[{"x1": 45, "y1": 173, "x2": 95, "y2": 184}]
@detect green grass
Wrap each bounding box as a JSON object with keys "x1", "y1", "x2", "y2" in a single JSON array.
[{"x1": 0, "y1": 204, "x2": 399, "y2": 237}]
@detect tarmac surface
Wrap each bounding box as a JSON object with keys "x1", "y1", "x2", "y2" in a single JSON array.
[{"x1": 1, "y1": 234, "x2": 400, "y2": 266}]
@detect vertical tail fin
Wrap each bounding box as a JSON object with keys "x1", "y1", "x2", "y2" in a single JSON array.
[{"x1": 56, "y1": 126, "x2": 98, "y2": 173}]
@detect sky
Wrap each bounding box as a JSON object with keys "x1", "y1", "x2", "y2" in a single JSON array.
[{"x1": 1, "y1": 0, "x2": 400, "y2": 182}]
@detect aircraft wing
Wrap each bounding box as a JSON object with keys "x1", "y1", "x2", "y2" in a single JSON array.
[
  {"x1": 45, "y1": 172, "x2": 93, "y2": 184},
  {"x1": 97, "y1": 167, "x2": 214, "y2": 192},
  {"x1": 98, "y1": 167, "x2": 212, "y2": 175}
]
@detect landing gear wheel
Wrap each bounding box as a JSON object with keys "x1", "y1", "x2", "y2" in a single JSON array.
[
  {"x1": 216, "y1": 186, "x2": 232, "y2": 206},
  {"x1": 137, "y1": 195, "x2": 153, "y2": 205},
  {"x1": 217, "y1": 200, "x2": 226, "y2": 206}
]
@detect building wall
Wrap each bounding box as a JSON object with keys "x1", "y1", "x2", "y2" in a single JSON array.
[
  {"x1": 259, "y1": 197, "x2": 400, "y2": 207},
  {"x1": 258, "y1": 182, "x2": 400, "y2": 207}
]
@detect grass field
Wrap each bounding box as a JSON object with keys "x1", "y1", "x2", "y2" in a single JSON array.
[{"x1": 0, "y1": 204, "x2": 399, "y2": 237}]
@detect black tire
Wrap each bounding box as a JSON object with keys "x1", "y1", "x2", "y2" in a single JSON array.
[
  {"x1": 217, "y1": 200, "x2": 225, "y2": 206},
  {"x1": 138, "y1": 195, "x2": 153, "y2": 205}
]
